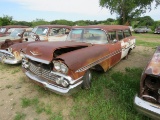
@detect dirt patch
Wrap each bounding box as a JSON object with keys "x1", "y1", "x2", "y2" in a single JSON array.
[{"x1": 0, "y1": 45, "x2": 156, "y2": 120}]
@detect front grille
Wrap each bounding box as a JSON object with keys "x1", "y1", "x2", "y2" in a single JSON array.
[{"x1": 29, "y1": 62, "x2": 58, "y2": 81}]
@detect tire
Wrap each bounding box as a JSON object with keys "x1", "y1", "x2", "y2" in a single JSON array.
[{"x1": 82, "y1": 70, "x2": 92, "y2": 89}]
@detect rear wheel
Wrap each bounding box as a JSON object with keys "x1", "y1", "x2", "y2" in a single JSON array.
[{"x1": 82, "y1": 70, "x2": 92, "y2": 89}]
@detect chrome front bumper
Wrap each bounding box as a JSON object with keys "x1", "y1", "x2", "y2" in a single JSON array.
[
  {"x1": 134, "y1": 94, "x2": 160, "y2": 120},
  {"x1": 25, "y1": 71, "x2": 83, "y2": 95},
  {"x1": 0, "y1": 50, "x2": 21, "y2": 64}
]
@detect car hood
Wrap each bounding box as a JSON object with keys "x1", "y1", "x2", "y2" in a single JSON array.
[
  {"x1": 25, "y1": 41, "x2": 90, "y2": 63},
  {"x1": 145, "y1": 46, "x2": 160, "y2": 76},
  {"x1": 10, "y1": 41, "x2": 45, "y2": 52}
]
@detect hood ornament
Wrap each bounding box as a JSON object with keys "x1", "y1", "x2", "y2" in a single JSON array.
[{"x1": 30, "y1": 51, "x2": 41, "y2": 56}]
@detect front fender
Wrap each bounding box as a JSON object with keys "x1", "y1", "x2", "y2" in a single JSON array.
[{"x1": 57, "y1": 45, "x2": 109, "y2": 72}]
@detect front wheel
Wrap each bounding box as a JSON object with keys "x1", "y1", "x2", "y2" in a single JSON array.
[{"x1": 81, "y1": 70, "x2": 92, "y2": 90}]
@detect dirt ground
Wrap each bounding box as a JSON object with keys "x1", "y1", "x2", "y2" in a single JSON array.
[{"x1": 0, "y1": 45, "x2": 156, "y2": 120}]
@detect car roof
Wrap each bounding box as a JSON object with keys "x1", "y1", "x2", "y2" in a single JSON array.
[
  {"x1": 72, "y1": 25, "x2": 130, "y2": 31},
  {"x1": 2, "y1": 25, "x2": 29, "y2": 28},
  {"x1": 36, "y1": 25, "x2": 71, "y2": 29}
]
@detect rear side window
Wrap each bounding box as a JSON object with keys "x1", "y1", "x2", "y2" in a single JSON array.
[
  {"x1": 117, "y1": 30, "x2": 124, "y2": 40},
  {"x1": 108, "y1": 31, "x2": 116, "y2": 41},
  {"x1": 124, "y1": 30, "x2": 131, "y2": 37}
]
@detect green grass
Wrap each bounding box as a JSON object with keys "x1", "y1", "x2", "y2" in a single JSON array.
[
  {"x1": 70, "y1": 68, "x2": 151, "y2": 120},
  {"x1": 5, "y1": 85, "x2": 12, "y2": 89},
  {"x1": 14, "y1": 112, "x2": 26, "y2": 120},
  {"x1": 136, "y1": 40, "x2": 160, "y2": 48},
  {"x1": 133, "y1": 33, "x2": 160, "y2": 47},
  {"x1": 21, "y1": 97, "x2": 62, "y2": 119}
]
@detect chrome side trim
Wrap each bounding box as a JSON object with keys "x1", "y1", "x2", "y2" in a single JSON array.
[
  {"x1": 25, "y1": 71, "x2": 83, "y2": 95},
  {"x1": 4, "y1": 59, "x2": 21, "y2": 64},
  {"x1": 0, "y1": 50, "x2": 14, "y2": 56},
  {"x1": 134, "y1": 94, "x2": 160, "y2": 120},
  {"x1": 25, "y1": 54, "x2": 50, "y2": 64},
  {"x1": 76, "y1": 49, "x2": 122, "y2": 72}
]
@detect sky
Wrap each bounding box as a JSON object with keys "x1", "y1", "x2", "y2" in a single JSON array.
[{"x1": 0, "y1": 0, "x2": 160, "y2": 22}]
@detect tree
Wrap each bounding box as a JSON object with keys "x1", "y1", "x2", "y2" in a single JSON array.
[
  {"x1": 50, "y1": 19, "x2": 74, "y2": 26},
  {"x1": 99, "y1": 0, "x2": 160, "y2": 25},
  {"x1": 13, "y1": 21, "x2": 32, "y2": 27},
  {"x1": 0, "y1": 15, "x2": 13, "y2": 26},
  {"x1": 32, "y1": 19, "x2": 49, "y2": 27}
]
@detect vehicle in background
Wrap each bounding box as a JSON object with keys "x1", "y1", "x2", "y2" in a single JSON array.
[
  {"x1": 0, "y1": 25, "x2": 71, "y2": 64},
  {"x1": 29, "y1": 25, "x2": 71, "y2": 41},
  {"x1": 0, "y1": 25, "x2": 29, "y2": 37},
  {"x1": 134, "y1": 46, "x2": 160, "y2": 120},
  {"x1": 154, "y1": 26, "x2": 160, "y2": 34},
  {"x1": 21, "y1": 25, "x2": 136, "y2": 95},
  {"x1": 134, "y1": 26, "x2": 151, "y2": 33},
  {"x1": 0, "y1": 28, "x2": 32, "y2": 49}
]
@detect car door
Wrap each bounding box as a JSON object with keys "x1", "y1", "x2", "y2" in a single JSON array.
[{"x1": 107, "y1": 31, "x2": 122, "y2": 68}]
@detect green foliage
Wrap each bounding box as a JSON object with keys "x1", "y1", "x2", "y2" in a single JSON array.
[
  {"x1": 136, "y1": 40, "x2": 160, "y2": 47},
  {"x1": 14, "y1": 112, "x2": 26, "y2": 120},
  {"x1": 0, "y1": 15, "x2": 13, "y2": 26},
  {"x1": 32, "y1": 19, "x2": 50, "y2": 27},
  {"x1": 71, "y1": 68, "x2": 150, "y2": 120},
  {"x1": 99, "y1": 0, "x2": 160, "y2": 25},
  {"x1": 134, "y1": 16, "x2": 154, "y2": 28},
  {"x1": 13, "y1": 21, "x2": 32, "y2": 27},
  {"x1": 50, "y1": 19, "x2": 74, "y2": 26}
]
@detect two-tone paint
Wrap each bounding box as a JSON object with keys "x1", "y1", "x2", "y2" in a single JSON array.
[{"x1": 22, "y1": 25, "x2": 136, "y2": 95}]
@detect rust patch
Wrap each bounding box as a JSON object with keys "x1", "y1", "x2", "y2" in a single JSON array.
[{"x1": 145, "y1": 46, "x2": 160, "y2": 76}]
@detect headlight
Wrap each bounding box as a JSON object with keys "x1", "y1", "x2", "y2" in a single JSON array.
[
  {"x1": 54, "y1": 61, "x2": 61, "y2": 71},
  {"x1": 61, "y1": 80, "x2": 69, "y2": 87},
  {"x1": 60, "y1": 63, "x2": 68, "y2": 74},
  {"x1": 53, "y1": 61, "x2": 68, "y2": 74}
]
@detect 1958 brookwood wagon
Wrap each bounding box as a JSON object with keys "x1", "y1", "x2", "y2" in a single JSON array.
[
  {"x1": 134, "y1": 46, "x2": 160, "y2": 120},
  {"x1": 21, "y1": 25, "x2": 136, "y2": 95}
]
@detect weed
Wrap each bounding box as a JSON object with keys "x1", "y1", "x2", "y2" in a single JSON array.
[
  {"x1": 70, "y1": 68, "x2": 151, "y2": 120},
  {"x1": 6, "y1": 85, "x2": 12, "y2": 89},
  {"x1": 11, "y1": 69, "x2": 20, "y2": 74},
  {"x1": 14, "y1": 112, "x2": 26, "y2": 120}
]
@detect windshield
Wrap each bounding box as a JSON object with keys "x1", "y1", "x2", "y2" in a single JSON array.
[
  {"x1": 9, "y1": 29, "x2": 24, "y2": 37},
  {"x1": 31, "y1": 27, "x2": 48, "y2": 36},
  {"x1": 0, "y1": 28, "x2": 6, "y2": 33},
  {"x1": 66, "y1": 29, "x2": 108, "y2": 44}
]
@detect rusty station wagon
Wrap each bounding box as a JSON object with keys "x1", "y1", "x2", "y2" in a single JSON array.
[
  {"x1": 0, "y1": 25, "x2": 71, "y2": 64},
  {"x1": 134, "y1": 46, "x2": 160, "y2": 120},
  {"x1": 21, "y1": 25, "x2": 136, "y2": 95}
]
